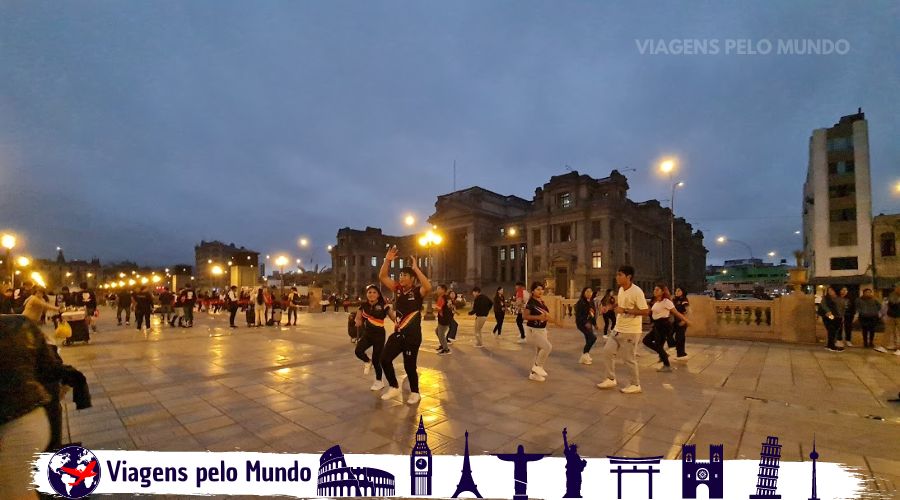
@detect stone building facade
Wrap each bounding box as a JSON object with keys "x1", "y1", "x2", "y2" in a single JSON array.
[
  {"x1": 873, "y1": 213, "x2": 900, "y2": 294},
  {"x1": 194, "y1": 240, "x2": 260, "y2": 290},
  {"x1": 331, "y1": 227, "x2": 419, "y2": 297},
  {"x1": 332, "y1": 170, "x2": 707, "y2": 297}
]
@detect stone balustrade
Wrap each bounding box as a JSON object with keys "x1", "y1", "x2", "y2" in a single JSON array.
[{"x1": 541, "y1": 293, "x2": 818, "y2": 344}]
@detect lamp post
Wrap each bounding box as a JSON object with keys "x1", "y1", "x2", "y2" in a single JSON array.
[
  {"x1": 716, "y1": 236, "x2": 755, "y2": 260},
  {"x1": 418, "y1": 230, "x2": 443, "y2": 321},
  {"x1": 211, "y1": 265, "x2": 223, "y2": 292},
  {"x1": 659, "y1": 159, "x2": 683, "y2": 292},
  {"x1": 2, "y1": 233, "x2": 15, "y2": 288},
  {"x1": 275, "y1": 255, "x2": 289, "y2": 299}
]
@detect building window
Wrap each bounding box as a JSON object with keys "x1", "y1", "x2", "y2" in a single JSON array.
[
  {"x1": 830, "y1": 257, "x2": 858, "y2": 270},
  {"x1": 558, "y1": 224, "x2": 573, "y2": 242},
  {"x1": 371, "y1": 256, "x2": 377, "y2": 267},
  {"x1": 837, "y1": 232, "x2": 855, "y2": 246},
  {"x1": 828, "y1": 183, "x2": 855, "y2": 198},
  {"x1": 826, "y1": 137, "x2": 853, "y2": 152},
  {"x1": 556, "y1": 192, "x2": 572, "y2": 209},
  {"x1": 510, "y1": 247, "x2": 515, "y2": 261},
  {"x1": 533, "y1": 229, "x2": 541, "y2": 245},
  {"x1": 398, "y1": 258, "x2": 404, "y2": 268},
  {"x1": 881, "y1": 232, "x2": 897, "y2": 257},
  {"x1": 829, "y1": 208, "x2": 856, "y2": 222},
  {"x1": 390, "y1": 260, "x2": 395, "y2": 269},
  {"x1": 500, "y1": 228, "x2": 505, "y2": 236},
  {"x1": 533, "y1": 256, "x2": 542, "y2": 273},
  {"x1": 827, "y1": 160, "x2": 855, "y2": 175},
  {"x1": 592, "y1": 251, "x2": 602, "y2": 269},
  {"x1": 500, "y1": 248, "x2": 506, "y2": 261},
  {"x1": 591, "y1": 220, "x2": 603, "y2": 240}
]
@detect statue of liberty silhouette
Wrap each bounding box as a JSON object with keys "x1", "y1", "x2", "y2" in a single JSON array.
[{"x1": 563, "y1": 428, "x2": 587, "y2": 498}]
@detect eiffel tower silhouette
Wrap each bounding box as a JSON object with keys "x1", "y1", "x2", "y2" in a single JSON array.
[{"x1": 452, "y1": 431, "x2": 483, "y2": 498}]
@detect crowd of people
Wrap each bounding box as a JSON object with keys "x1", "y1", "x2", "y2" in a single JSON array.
[{"x1": 817, "y1": 283, "x2": 900, "y2": 354}]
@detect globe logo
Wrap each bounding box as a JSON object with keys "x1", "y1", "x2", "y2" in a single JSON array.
[{"x1": 47, "y1": 445, "x2": 101, "y2": 498}]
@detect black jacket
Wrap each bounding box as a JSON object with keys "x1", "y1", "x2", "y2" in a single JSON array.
[
  {"x1": 469, "y1": 295, "x2": 493, "y2": 317},
  {"x1": 0, "y1": 316, "x2": 60, "y2": 424},
  {"x1": 574, "y1": 299, "x2": 595, "y2": 327}
]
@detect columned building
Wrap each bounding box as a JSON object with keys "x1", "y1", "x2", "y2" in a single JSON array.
[
  {"x1": 429, "y1": 170, "x2": 706, "y2": 296},
  {"x1": 331, "y1": 227, "x2": 417, "y2": 297},
  {"x1": 194, "y1": 240, "x2": 259, "y2": 290},
  {"x1": 334, "y1": 170, "x2": 706, "y2": 297}
]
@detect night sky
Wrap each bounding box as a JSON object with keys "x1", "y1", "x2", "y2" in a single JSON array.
[{"x1": 1, "y1": 1, "x2": 898, "y2": 268}]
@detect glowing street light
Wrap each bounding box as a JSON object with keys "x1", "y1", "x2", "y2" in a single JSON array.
[
  {"x1": 16, "y1": 256, "x2": 30, "y2": 267},
  {"x1": 418, "y1": 230, "x2": 443, "y2": 320},
  {"x1": 128, "y1": 279, "x2": 136, "y2": 286},
  {"x1": 298, "y1": 238, "x2": 308, "y2": 247},
  {"x1": 151, "y1": 275, "x2": 161, "y2": 284},
  {"x1": 716, "y1": 235, "x2": 755, "y2": 259},
  {"x1": 275, "y1": 255, "x2": 289, "y2": 296},
  {"x1": 1, "y1": 234, "x2": 15, "y2": 250},
  {"x1": 659, "y1": 157, "x2": 684, "y2": 291},
  {"x1": 327, "y1": 245, "x2": 333, "y2": 251},
  {"x1": 404, "y1": 215, "x2": 416, "y2": 227},
  {"x1": 31, "y1": 271, "x2": 46, "y2": 288},
  {"x1": 140, "y1": 277, "x2": 149, "y2": 285},
  {"x1": 768, "y1": 251, "x2": 777, "y2": 258},
  {"x1": 659, "y1": 159, "x2": 676, "y2": 174}
]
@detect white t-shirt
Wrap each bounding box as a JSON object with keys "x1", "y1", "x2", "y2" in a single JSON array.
[
  {"x1": 615, "y1": 284, "x2": 648, "y2": 334},
  {"x1": 651, "y1": 298, "x2": 675, "y2": 320}
]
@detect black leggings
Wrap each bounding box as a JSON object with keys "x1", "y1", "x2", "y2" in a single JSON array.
[
  {"x1": 842, "y1": 314, "x2": 854, "y2": 342},
  {"x1": 516, "y1": 313, "x2": 525, "y2": 338},
  {"x1": 673, "y1": 322, "x2": 688, "y2": 357},
  {"x1": 448, "y1": 318, "x2": 458, "y2": 340},
  {"x1": 380, "y1": 328, "x2": 422, "y2": 392},
  {"x1": 860, "y1": 317, "x2": 877, "y2": 346},
  {"x1": 602, "y1": 311, "x2": 616, "y2": 335},
  {"x1": 229, "y1": 306, "x2": 238, "y2": 326},
  {"x1": 493, "y1": 312, "x2": 505, "y2": 334},
  {"x1": 577, "y1": 323, "x2": 597, "y2": 354},
  {"x1": 643, "y1": 319, "x2": 671, "y2": 366},
  {"x1": 135, "y1": 310, "x2": 151, "y2": 330},
  {"x1": 356, "y1": 329, "x2": 386, "y2": 380}
]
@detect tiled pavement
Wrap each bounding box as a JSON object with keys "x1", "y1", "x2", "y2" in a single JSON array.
[{"x1": 51, "y1": 309, "x2": 900, "y2": 497}]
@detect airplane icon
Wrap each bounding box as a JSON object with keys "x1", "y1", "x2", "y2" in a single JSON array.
[{"x1": 60, "y1": 460, "x2": 98, "y2": 487}]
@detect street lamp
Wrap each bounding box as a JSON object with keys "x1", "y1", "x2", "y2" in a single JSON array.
[
  {"x1": 716, "y1": 236, "x2": 755, "y2": 259},
  {"x1": 404, "y1": 215, "x2": 416, "y2": 227},
  {"x1": 2, "y1": 234, "x2": 16, "y2": 287},
  {"x1": 658, "y1": 157, "x2": 683, "y2": 291},
  {"x1": 418, "y1": 230, "x2": 443, "y2": 320},
  {"x1": 275, "y1": 255, "x2": 289, "y2": 297}
]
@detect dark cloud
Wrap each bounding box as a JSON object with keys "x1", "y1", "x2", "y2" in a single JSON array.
[{"x1": 1, "y1": 1, "x2": 897, "y2": 266}]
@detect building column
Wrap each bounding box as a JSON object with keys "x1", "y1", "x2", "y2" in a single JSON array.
[{"x1": 466, "y1": 226, "x2": 477, "y2": 284}]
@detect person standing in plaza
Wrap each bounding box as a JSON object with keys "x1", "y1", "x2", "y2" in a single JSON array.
[
  {"x1": 672, "y1": 286, "x2": 691, "y2": 360},
  {"x1": 492, "y1": 287, "x2": 506, "y2": 336},
  {"x1": 52, "y1": 287, "x2": 71, "y2": 329},
  {"x1": 116, "y1": 287, "x2": 133, "y2": 326},
  {"x1": 433, "y1": 284, "x2": 452, "y2": 355},
  {"x1": 159, "y1": 287, "x2": 174, "y2": 325},
  {"x1": 468, "y1": 287, "x2": 493, "y2": 347},
  {"x1": 252, "y1": 287, "x2": 266, "y2": 327},
  {"x1": 225, "y1": 285, "x2": 239, "y2": 328},
  {"x1": 818, "y1": 286, "x2": 844, "y2": 352},
  {"x1": 446, "y1": 290, "x2": 459, "y2": 343},
  {"x1": 514, "y1": 282, "x2": 527, "y2": 344},
  {"x1": 133, "y1": 285, "x2": 154, "y2": 332},
  {"x1": 839, "y1": 287, "x2": 856, "y2": 347},
  {"x1": 354, "y1": 285, "x2": 395, "y2": 391},
  {"x1": 22, "y1": 286, "x2": 59, "y2": 326},
  {"x1": 599, "y1": 289, "x2": 617, "y2": 337},
  {"x1": 286, "y1": 286, "x2": 301, "y2": 326},
  {"x1": 13, "y1": 280, "x2": 34, "y2": 314},
  {"x1": 596, "y1": 265, "x2": 649, "y2": 394},
  {"x1": 574, "y1": 287, "x2": 597, "y2": 365},
  {"x1": 75, "y1": 282, "x2": 98, "y2": 333},
  {"x1": 523, "y1": 282, "x2": 554, "y2": 382},
  {"x1": 856, "y1": 288, "x2": 881, "y2": 349},
  {"x1": 179, "y1": 284, "x2": 196, "y2": 328},
  {"x1": 875, "y1": 283, "x2": 900, "y2": 355},
  {"x1": 378, "y1": 246, "x2": 431, "y2": 404}
]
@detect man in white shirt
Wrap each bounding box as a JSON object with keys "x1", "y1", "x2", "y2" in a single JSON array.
[{"x1": 596, "y1": 265, "x2": 649, "y2": 394}]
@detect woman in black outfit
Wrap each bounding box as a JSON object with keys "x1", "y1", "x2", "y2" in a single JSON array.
[
  {"x1": 599, "y1": 289, "x2": 616, "y2": 337},
  {"x1": 354, "y1": 285, "x2": 395, "y2": 392},
  {"x1": 671, "y1": 286, "x2": 690, "y2": 360},
  {"x1": 446, "y1": 290, "x2": 459, "y2": 343},
  {"x1": 574, "y1": 287, "x2": 598, "y2": 365},
  {"x1": 492, "y1": 287, "x2": 505, "y2": 336},
  {"x1": 818, "y1": 286, "x2": 844, "y2": 352}
]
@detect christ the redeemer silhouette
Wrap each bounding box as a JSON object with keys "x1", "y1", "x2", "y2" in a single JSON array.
[{"x1": 494, "y1": 445, "x2": 547, "y2": 500}]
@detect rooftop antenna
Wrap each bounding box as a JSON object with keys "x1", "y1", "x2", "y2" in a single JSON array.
[{"x1": 453, "y1": 159, "x2": 457, "y2": 191}]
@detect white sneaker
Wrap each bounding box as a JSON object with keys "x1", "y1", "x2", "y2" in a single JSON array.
[
  {"x1": 381, "y1": 387, "x2": 401, "y2": 400},
  {"x1": 596, "y1": 379, "x2": 617, "y2": 389},
  {"x1": 845, "y1": 341, "x2": 854, "y2": 347},
  {"x1": 895, "y1": 349, "x2": 900, "y2": 356},
  {"x1": 673, "y1": 354, "x2": 691, "y2": 362},
  {"x1": 874, "y1": 346, "x2": 889, "y2": 353},
  {"x1": 370, "y1": 380, "x2": 385, "y2": 391},
  {"x1": 836, "y1": 340, "x2": 845, "y2": 348},
  {"x1": 528, "y1": 372, "x2": 546, "y2": 382},
  {"x1": 363, "y1": 362, "x2": 372, "y2": 375},
  {"x1": 406, "y1": 393, "x2": 421, "y2": 404},
  {"x1": 474, "y1": 343, "x2": 485, "y2": 348},
  {"x1": 518, "y1": 338, "x2": 527, "y2": 344},
  {"x1": 620, "y1": 384, "x2": 643, "y2": 394},
  {"x1": 532, "y1": 365, "x2": 548, "y2": 377},
  {"x1": 578, "y1": 353, "x2": 593, "y2": 365}
]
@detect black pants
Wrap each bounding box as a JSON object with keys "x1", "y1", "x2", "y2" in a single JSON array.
[
  {"x1": 380, "y1": 328, "x2": 422, "y2": 392},
  {"x1": 842, "y1": 314, "x2": 854, "y2": 342},
  {"x1": 229, "y1": 305, "x2": 238, "y2": 326},
  {"x1": 577, "y1": 323, "x2": 597, "y2": 354},
  {"x1": 673, "y1": 322, "x2": 688, "y2": 357},
  {"x1": 116, "y1": 304, "x2": 131, "y2": 324},
  {"x1": 135, "y1": 309, "x2": 151, "y2": 330},
  {"x1": 287, "y1": 306, "x2": 298, "y2": 325},
  {"x1": 356, "y1": 329, "x2": 386, "y2": 380},
  {"x1": 602, "y1": 311, "x2": 616, "y2": 335},
  {"x1": 493, "y1": 311, "x2": 505, "y2": 334},
  {"x1": 823, "y1": 317, "x2": 841, "y2": 348},
  {"x1": 643, "y1": 319, "x2": 671, "y2": 366},
  {"x1": 860, "y1": 316, "x2": 877, "y2": 346},
  {"x1": 516, "y1": 313, "x2": 525, "y2": 338},
  {"x1": 448, "y1": 317, "x2": 458, "y2": 340}
]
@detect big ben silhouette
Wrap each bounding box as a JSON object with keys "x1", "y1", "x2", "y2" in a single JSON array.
[{"x1": 411, "y1": 416, "x2": 432, "y2": 496}]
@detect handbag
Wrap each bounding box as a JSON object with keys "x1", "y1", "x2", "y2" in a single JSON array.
[{"x1": 56, "y1": 321, "x2": 73, "y2": 339}]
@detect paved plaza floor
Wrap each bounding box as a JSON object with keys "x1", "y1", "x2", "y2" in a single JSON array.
[{"x1": 51, "y1": 308, "x2": 899, "y2": 497}]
